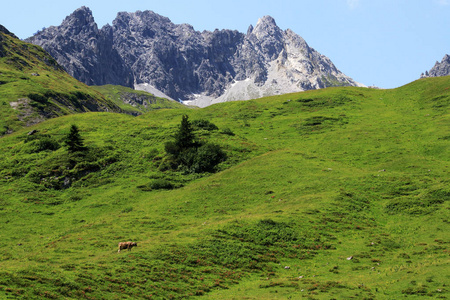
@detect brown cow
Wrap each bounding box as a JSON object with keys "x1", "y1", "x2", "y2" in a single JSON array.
[{"x1": 118, "y1": 241, "x2": 137, "y2": 253}]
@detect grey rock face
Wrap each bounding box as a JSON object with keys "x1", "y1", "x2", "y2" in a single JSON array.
[
  {"x1": 112, "y1": 10, "x2": 242, "y2": 100},
  {"x1": 28, "y1": 7, "x2": 362, "y2": 106},
  {"x1": 26, "y1": 7, "x2": 134, "y2": 87},
  {"x1": 421, "y1": 54, "x2": 450, "y2": 78}
]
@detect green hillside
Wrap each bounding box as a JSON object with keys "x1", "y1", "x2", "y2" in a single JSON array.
[
  {"x1": 0, "y1": 27, "x2": 123, "y2": 136},
  {"x1": 0, "y1": 76, "x2": 448, "y2": 299},
  {"x1": 91, "y1": 85, "x2": 185, "y2": 115}
]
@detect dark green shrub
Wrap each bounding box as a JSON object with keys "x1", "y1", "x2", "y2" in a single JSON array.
[
  {"x1": 158, "y1": 156, "x2": 177, "y2": 172},
  {"x1": 0, "y1": 126, "x2": 8, "y2": 136},
  {"x1": 43, "y1": 90, "x2": 59, "y2": 98},
  {"x1": 220, "y1": 219, "x2": 299, "y2": 246},
  {"x1": 221, "y1": 127, "x2": 235, "y2": 136},
  {"x1": 402, "y1": 286, "x2": 429, "y2": 295},
  {"x1": 303, "y1": 116, "x2": 339, "y2": 126},
  {"x1": 164, "y1": 140, "x2": 180, "y2": 156},
  {"x1": 296, "y1": 98, "x2": 314, "y2": 103},
  {"x1": 24, "y1": 134, "x2": 60, "y2": 153},
  {"x1": 191, "y1": 119, "x2": 219, "y2": 131},
  {"x1": 175, "y1": 144, "x2": 225, "y2": 173},
  {"x1": 177, "y1": 147, "x2": 198, "y2": 172},
  {"x1": 25, "y1": 170, "x2": 41, "y2": 184},
  {"x1": 428, "y1": 189, "x2": 450, "y2": 201},
  {"x1": 121, "y1": 207, "x2": 133, "y2": 213},
  {"x1": 186, "y1": 143, "x2": 227, "y2": 173},
  {"x1": 71, "y1": 91, "x2": 90, "y2": 100},
  {"x1": 27, "y1": 93, "x2": 47, "y2": 103},
  {"x1": 150, "y1": 179, "x2": 174, "y2": 190},
  {"x1": 138, "y1": 179, "x2": 175, "y2": 191},
  {"x1": 164, "y1": 115, "x2": 227, "y2": 173},
  {"x1": 385, "y1": 189, "x2": 447, "y2": 215}
]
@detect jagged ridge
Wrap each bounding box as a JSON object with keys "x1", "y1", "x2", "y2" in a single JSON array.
[
  {"x1": 28, "y1": 7, "x2": 363, "y2": 107},
  {"x1": 421, "y1": 54, "x2": 450, "y2": 78}
]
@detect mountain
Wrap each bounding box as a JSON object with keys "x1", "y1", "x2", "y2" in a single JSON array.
[
  {"x1": 0, "y1": 25, "x2": 126, "y2": 135},
  {"x1": 28, "y1": 7, "x2": 363, "y2": 107},
  {"x1": 421, "y1": 54, "x2": 450, "y2": 78},
  {"x1": 26, "y1": 8, "x2": 134, "y2": 88}
]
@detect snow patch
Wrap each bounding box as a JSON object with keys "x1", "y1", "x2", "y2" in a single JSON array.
[
  {"x1": 134, "y1": 83, "x2": 175, "y2": 100},
  {"x1": 181, "y1": 94, "x2": 215, "y2": 108}
]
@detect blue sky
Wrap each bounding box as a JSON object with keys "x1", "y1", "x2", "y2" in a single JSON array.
[{"x1": 1, "y1": 0, "x2": 449, "y2": 88}]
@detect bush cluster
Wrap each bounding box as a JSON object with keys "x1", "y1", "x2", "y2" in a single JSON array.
[
  {"x1": 138, "y1": 179, "x2": 176, "y2": 191},
  {"x1": 27, "y1": 93, "x2": 48, "y2": 103},
  {"x1": 191, "y1": 119, "x2": 219, "y2": 131},
  {"x1": 18, "y1": 125, "x2": 118, "y2": 191},
  {"x1": 164, "y1": 115, "x2": 226, "y2": 173},
  {"x1": 24, "y1": 134, "x2": 60, "y2": 153}
]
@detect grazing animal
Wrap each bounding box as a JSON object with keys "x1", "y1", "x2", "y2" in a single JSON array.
[{"x1": 118, "y1": 241, "x2": 137, "y2": 253}]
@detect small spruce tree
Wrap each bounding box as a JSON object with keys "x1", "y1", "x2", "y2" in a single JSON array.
[
  {"x1": 174, "y1": 114, "x2": 196, "y2": 149},
  {"x1": 64, "y1": 124, "x2": 86, "y2": 153}
]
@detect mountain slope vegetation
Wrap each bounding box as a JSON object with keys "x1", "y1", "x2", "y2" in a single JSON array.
[
  {"x1": 91, "y1": 85, "x2": 185, "y2": 115},
  {"x1": 0, "y1": 26, "x2": 123, "y2": 135},
  {"x1": 0, "y1": 76, "x2": 448, "y2": 299}
]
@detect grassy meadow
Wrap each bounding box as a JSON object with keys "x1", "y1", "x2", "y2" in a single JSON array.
[{"x1": 0, "y1": 76, "x2": 449, "y2": 299}]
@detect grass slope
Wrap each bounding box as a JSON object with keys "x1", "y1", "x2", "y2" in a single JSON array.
[
  {"x1": 0, "y1": 76, "x2": 448, "y2": 299},
  {"x1": 0, "y1": 29, "x2": 123, "y2": 136},
  {"x1": 91, "y1": 85, "x2": 185, "y2": 115}
]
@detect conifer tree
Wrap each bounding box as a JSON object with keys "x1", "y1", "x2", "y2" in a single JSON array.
[
  {"x1": 174, "y1": 115, "x2": 195, "y2": 150},
  {"x1": 164, "y1": 115, "x2": 226, "y2": 173},
  {"x1": 64, "y1": 124, "x2": 86, "y2": 153}
]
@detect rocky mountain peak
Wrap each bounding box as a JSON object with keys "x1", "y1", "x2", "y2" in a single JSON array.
[
  {"x1": 133, "y1": 10, "x2": 172, "y2": 24},
  {"x1": 61, "y1": 6, "x2": 98, "y2": 35},
  {"x1": 26, "y1": 7, "x2": 133, "y2": 88},
  {"x1": 247, "y1": 15, "x2": 285, "y2": 62},
  {"x1": 255, "y1": 15, "x2": 278, "y2": 28},
  {"x1": 28, "y1": 7, "x2": 362, "y2": 107},
  {"x1": 252, "y1": 15, "x2": 282, "y2": 37},
  {"x1": 246, "y1": 25, "x2": 254, "y2": 36},
  {"x1": 114, "y1": 10, "x2": 173, "y2": 34},
  {"x1": 421, "y1": 54, "x2": 450, "y2": 78}
]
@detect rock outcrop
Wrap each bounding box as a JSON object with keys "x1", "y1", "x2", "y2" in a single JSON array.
[
  {"x1": 28, "y1": 7, "x2": 363, "y2": 107},
  {"x1": 421, "y1": 54, "x2": 450, "y2": 78}
]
